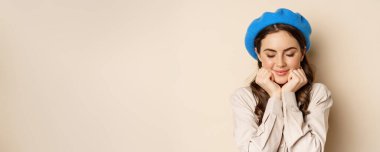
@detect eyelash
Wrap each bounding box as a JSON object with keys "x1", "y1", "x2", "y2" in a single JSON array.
[
  {"x1": 266, "y1": 54, "x2": 295, "y2": 58},
  {"x1": 286, "y1": 54, "x2": 295, "y2": 57}
]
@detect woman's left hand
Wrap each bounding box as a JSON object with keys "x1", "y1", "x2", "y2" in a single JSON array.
[{"x1": 282, "y1": 68, "x2": 308, "y2": 92}]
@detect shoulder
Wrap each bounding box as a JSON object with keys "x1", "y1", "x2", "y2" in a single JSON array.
[
  {"x1": 311, "y1": 83, "x2": 332, "y2": 99},
  {"x1": 229, "y1": 86, "x2": 257, "y2": 108},
  {"x1": 309, "y1": 83, "x2": 333, "y2": 108}
]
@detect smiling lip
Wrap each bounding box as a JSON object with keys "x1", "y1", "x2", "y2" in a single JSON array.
[{"x1": 274, "y1": 70, "x2": 289, "y2": 76}]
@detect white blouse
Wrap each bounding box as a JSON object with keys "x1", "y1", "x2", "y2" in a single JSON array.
[{"x1": 230, "y1": 83, "x2": 333, "y2": 152}]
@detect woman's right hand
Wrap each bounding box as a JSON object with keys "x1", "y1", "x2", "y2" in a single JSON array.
[{"x1": 255, "y1": 68, "x2": 281, "y2": 99}]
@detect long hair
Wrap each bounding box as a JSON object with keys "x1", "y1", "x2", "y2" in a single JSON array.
[{"x1": 250, "y1": 23, "x2": 314, "y2": 125}]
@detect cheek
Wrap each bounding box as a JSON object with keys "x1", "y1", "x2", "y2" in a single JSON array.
[
  {"x1": 286, "y1": 58, "x2": 301, "y2": 68},
  {"x1": 260, "y1": 59, "x2": 274, "y2": 68}
]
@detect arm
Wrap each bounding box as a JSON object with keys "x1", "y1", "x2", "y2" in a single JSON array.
[
  {"x1": 230, "y1": 87, "x2": 284, "y2": 152},
  {"x1": 282, "y1": 83, "x2": 333, "y2": 152}
]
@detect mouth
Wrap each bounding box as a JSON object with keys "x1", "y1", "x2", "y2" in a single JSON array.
[{"x1": 273, "y1": 70, "x2": 289, "y2": 76}]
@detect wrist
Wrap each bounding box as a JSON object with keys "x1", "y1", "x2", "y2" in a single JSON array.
[
  {"x1": 282, "y1": 87, "x2": 295, "y2": 93},
  {"x1": 270, "y1": 90, "x2": 282, "y2": 100}
]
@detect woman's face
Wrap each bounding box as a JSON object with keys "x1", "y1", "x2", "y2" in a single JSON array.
[{"x1": 256, "y1": 30, "x2": 305, "y2": 85}]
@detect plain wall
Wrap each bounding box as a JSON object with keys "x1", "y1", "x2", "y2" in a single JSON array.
[{"x1": 1, "y1": 0, "x2": 380, "y2": 152}]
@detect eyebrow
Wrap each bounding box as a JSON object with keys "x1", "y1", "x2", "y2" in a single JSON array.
[{"x1": 263, "y1": 47, "x2": 297, "y2": 52}]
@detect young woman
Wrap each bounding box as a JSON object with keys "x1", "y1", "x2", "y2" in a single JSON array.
[{"x1": 230, "y1": 8, "x2": 333, "y2": 152}]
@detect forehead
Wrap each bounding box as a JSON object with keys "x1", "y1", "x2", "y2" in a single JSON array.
[{"x1": 260, "y1": 30, "x2": 300, "y2": 51}]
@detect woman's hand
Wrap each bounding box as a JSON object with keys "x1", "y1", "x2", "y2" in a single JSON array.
[
  {"x1": 282, "y1": 68, "x2": 307, "y2": 93},
  {"x1": 255, "y1": 68, "x2": 281, "y2": 98}
]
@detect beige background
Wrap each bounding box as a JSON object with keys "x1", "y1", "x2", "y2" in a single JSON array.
[{"x1": 0, "y1": 0, "x2": 379, "y2": 152}]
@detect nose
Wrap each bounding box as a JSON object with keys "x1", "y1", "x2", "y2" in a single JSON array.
[{"x1": 276, "y1": 56, "x2": 286, "y2": 68}]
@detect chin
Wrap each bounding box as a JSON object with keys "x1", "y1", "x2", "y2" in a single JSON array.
[
  {"x1": 275, "y1": 81, "x2": 287, "y2": 85},
  {"x1": 274, "y1": 77, "x2": 288, "y2": 85}
]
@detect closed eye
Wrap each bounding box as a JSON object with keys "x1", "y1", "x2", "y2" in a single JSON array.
[{"x1": 286, "y1": 54, "x2": 295, "y2": 57}]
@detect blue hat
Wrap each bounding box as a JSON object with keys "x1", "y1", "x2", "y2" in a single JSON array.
[{"x1": 245, "y1": 8, "x2": 312, "y2": 60}]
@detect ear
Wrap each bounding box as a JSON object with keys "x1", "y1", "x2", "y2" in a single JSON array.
[
  {"x1": 301, "y1": 47, "x2": 306, "y2": 61},
  {"x1": 255, "y1": 47, "x2": 261, "y2": 61}
]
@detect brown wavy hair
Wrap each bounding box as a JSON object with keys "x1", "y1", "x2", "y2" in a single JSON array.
[{"x1": 250, "y1": 23, "x2": 314, "y2": 125}]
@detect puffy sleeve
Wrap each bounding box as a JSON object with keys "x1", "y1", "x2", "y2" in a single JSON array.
[
  {"x1": 281, "y1": 83, "x2": 333, "y2": 152},
  {"x1": 230, "y1": 87, "x2": 284, "y2": 152}
]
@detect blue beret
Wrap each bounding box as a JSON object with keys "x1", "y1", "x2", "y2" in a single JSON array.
[{"x1": 245, "y1": 8, "x2": 312, "y2": 60}]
